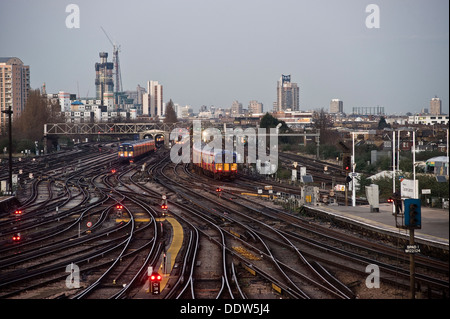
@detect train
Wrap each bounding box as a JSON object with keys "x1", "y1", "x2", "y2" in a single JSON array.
[
  {"x1": 118, "y1": 138, "x2": 155, "y2": 162},
  {"x1": 155, "y1": 135, "x2": 165, "y2": 148},
  {"x1": 192, "y1": 144, "x2": 238, "y2": 180}
]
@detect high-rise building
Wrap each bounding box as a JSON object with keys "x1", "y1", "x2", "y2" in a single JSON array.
[
  {"x1": 248, "y1": 100, "x2": 263, "y2": 114},
  {"x1": 143, "y1": 81, "x2": 163, "y2": 118},
  {"x1": 430, "y1": 96, "x2": 442, "y2": 115},
  {"x1": 231, "y1": 100, "x2": 243, "y2": 116},
  {"x1": 0, "y1": 57, "x2": 30, "y2": 134},
  {"x1": 330, "y1": 99, "x2": 343, "y2": 113},
  {"x1": 276, "y1": 75, "x2": 299, "y2": 112},
  {"x1": 95, "y1": 52, "x2": 114, "y2": 102}
]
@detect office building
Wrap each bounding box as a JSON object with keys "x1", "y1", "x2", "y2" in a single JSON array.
[
  {"x1": 143, "y1": 80, "x2": 163, "y2": 118},
  {"x1": 0, "y1": 57, "x2": 30, "y2": 134},
  {"x1": 330, "y1": 99, "x2": 343, "y2": 113},
  {"x1": 231, "y1": 100, "x2": 243, "y2": 116},
  {"x1": 248, "y1": 100, "x2": 263, "y2": 114},
  {"x1": 430, "y1": 97, "x2": 442, "y2": 115},
  {"x1": 276, "y1": 75, "x2": 299, "y2": 112}
]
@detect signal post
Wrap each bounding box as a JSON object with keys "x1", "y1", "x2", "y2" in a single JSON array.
[
  {"x1": 395, "y1": 198, "x2": 422, "y2": 299},
  {"x1": 342, "y1": 153, "x2": 351, "y2": 206}
]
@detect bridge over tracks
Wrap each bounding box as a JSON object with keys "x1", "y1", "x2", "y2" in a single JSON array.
[{"x1": 43, "y1": 122, "x2": 184, "y2": 152}]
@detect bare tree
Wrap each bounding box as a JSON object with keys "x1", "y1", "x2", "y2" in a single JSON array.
[
  {"x1": 313, "y1": 108, "x2": 337, "y2": 145},
  {"x1": 13, "y1": 89, "x2": 51, "y2": 140}
]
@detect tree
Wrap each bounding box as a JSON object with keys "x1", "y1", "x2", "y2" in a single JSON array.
[
  {"x1": 377, "y1": 116, "x2": 390, "y2": 129},
  {"x1": 260, "y1": 112, "x2": 292, "y2": 143},
  {"x1": 164, "y1": 99, "x2": 178, "y2": 124},
  {"x1": 260, "y1": 113, "x2": 280, "y2": 129},
  {"x1": 13, "y1": 89, "x2": 51, "y2": 141},
  {"x1": 313, "y1": 108, "x2": 337, "y2": 145}
]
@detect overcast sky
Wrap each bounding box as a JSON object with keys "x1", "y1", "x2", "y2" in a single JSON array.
[{"x1": 1, "y1": 0, "x2": 448, "y2": 114}]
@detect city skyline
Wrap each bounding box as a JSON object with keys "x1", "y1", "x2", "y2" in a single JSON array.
[{"x1": 0, "y1": 0, "x2": 448, "y2": 114}]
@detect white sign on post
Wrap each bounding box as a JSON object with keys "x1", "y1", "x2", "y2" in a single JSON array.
[{"x1": 400, "y1": 179, "x2": 419, "y2": 199}]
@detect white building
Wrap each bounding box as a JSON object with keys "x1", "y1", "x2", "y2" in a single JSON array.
[
  {"x1": 59, "y1": 91, "x2": 71, "y2": 112},
  {"x1": 103, "y1": 92, "x2": 114, "y2": 111},
  {"x1": 408, "y1": 115, "x2": 449, "y2": 125},
  {"x1": 143, "y1": 80, "x2": 163, "y2": 118}
]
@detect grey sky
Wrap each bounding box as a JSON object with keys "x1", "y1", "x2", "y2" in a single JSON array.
[{"x1": 1, "y1": 0, "x2": 448, "y2": 114}]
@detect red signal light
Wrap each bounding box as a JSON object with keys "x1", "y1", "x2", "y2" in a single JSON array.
[
  {"x1": 387, "y1": 197, "x2": 394, "y2": 203},
  {"x1": 12, "y1": 233, "x2": 21, "y2": 241},
  {"x1": 14, "y1": 210, "x2": 22, "y2": 215},
  {"x1": 116, "y1": 204, "x2": 123, "y2": 210},
  {"x1": 161, "y1": 204, "x2": 168, "y2": 210},
  {"x1": 150, "y1": 272, "x2": 162, "y2": 281},
  {"x1": 111, "y1": 169, "x2": 117, "y2": 174}
]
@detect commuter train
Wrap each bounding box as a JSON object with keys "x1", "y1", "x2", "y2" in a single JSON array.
[
  {"x1": 155, "y1": 135, "x2": 165, "y2": 148},
  {"x1": 118, "y1": 138, "x2": 155, "y2": 162},
  {"x1": 192, "y1": 144, "x2": 238, "y2": 180}
]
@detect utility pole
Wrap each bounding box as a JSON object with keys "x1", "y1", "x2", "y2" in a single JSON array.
[
  {"x1": 409, "y1": 227, "x2": 416, "y2": 299},
  {"x1": 1, "y1": 105, "x2": 13, "y2": 194},
  {"x1": 413, "y1": 130, "x2": 416, "y2": 198},
  {"x1": 392, "y1": 130, "x2": 396, "y2": 214},
  {"x1": 447, "y1": 128, "x2": 449, "y2": 176},
  {"x1": 397, "y1": 129, "x2": 400, "y2": 172},
  {"x1": 352, "y1": 132, "x2": 356, "y2": 207}
]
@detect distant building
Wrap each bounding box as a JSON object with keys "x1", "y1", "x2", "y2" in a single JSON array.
[
  {"x1": 59, "y1": 91, "x2": 72, "y2": 112},
  {"x1": 61, "y1": 100, "x2": 136, "y2": 123},
  {"x1": 352, "y1": 106, "x2": 384, "y2": 116},
  {"x1": 0, "y1": 57, "x2": 30, "y2": 134},
  {"x1": 276, "y1": 75, "x2": 299, "y2": 112},
  {"x1": 330, "y1": 99, "x2": 343, "y2": 113},
  {"x1": 408, "y1": 114, "x2": 449, "y2": 125},
  {"x1": 143, "y1": 80, "x2": 163, "y2": 118},
  {"x1": 230, "y1": 100, "x2": 243, "y2": 116},
  {"x1": 248, "y1": 100, "x2": 263, "y2": 114},
  {"x1": 95, "y1": 52, "x2": 114, "y2": 101},
  {"x1": 430, "y1": 96, "x2": 442, "y2": 115},
  {"x1": 272, "y1": 111, "x2": 313, "y2": 128},
  {"x1": 181, "y1": 105, "x2": 193, "y2": 118},
  {"x1": 123, "y1": 84, "x2": 146, "y2": 115}
]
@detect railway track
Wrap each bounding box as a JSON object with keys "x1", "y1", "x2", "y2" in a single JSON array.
[
  {"x1": 1, "y1": 146, "x2": 448, "y2": 299},
  {"x1": 153, "y1": 158, "x2": 448, "y2": 299},
  {"x1": 0, "y1": 145, "x2": 161, "y2": 298},
  {"x1": 148, "y1": 160, "x2": 364, "y2": 298}
]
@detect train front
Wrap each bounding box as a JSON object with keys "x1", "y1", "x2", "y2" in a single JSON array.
[
  {"x1": 214, "y1": 150, "x2": 238, "y2": 179},
  {"x1": 118, "y1": 143, "x2": 134, "y2": 161}
]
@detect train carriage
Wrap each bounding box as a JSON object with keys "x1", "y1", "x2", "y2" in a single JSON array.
[
  {"x1": 192, "y1": 144, "x2": 238, "y2": 180},
  {"x1": 118, "y1": 138, "x2": 155, "y2": 162}
]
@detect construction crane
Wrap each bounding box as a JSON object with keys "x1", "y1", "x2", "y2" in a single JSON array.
[{"x1": 101, "y1": 27, "x2": 122, "y2": 94}]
